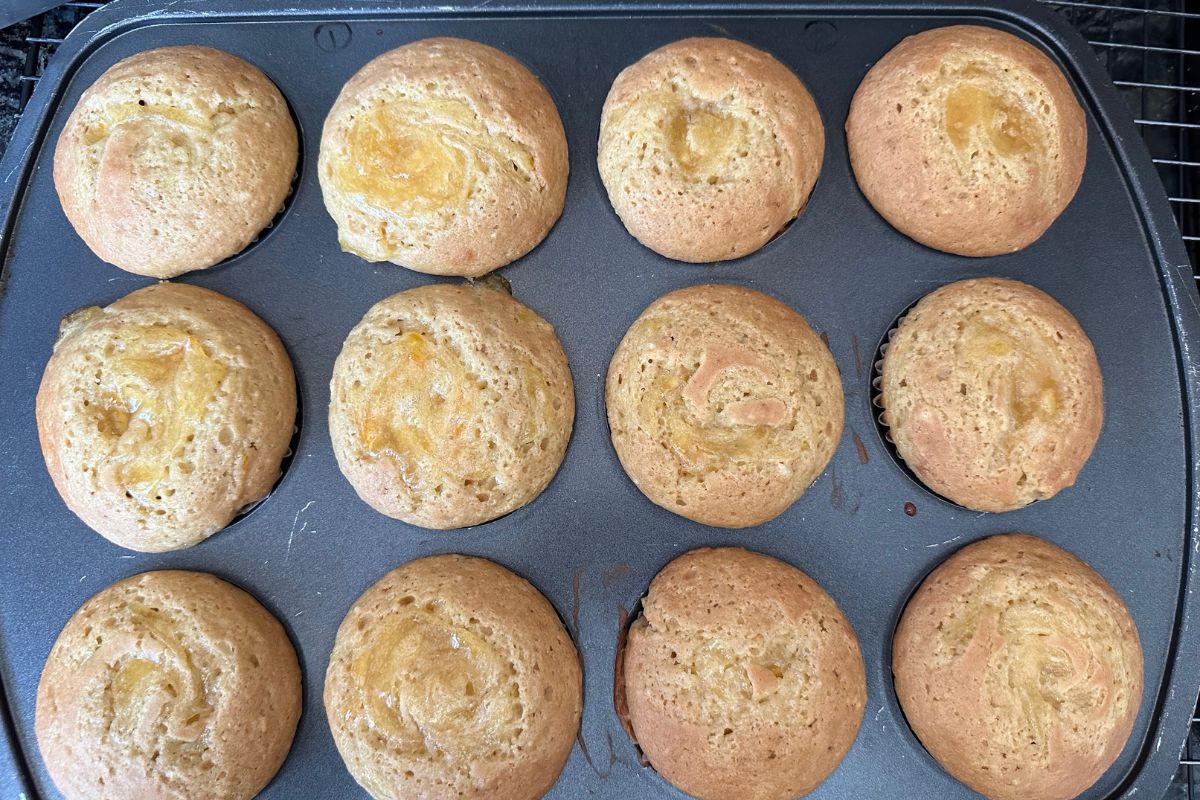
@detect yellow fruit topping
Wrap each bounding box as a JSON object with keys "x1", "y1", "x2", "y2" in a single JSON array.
[
  {"x1": 945, "y1": 84, "x2": 1038, "y2": 156},
  {"x1": 960, "y1": 321, "x2": 1060, "y2": 429},
  {"x1": 97, "y1": 325, "x2": 226, "y2": 497},
  {"x1": 336, "y1": 102, "x2": 471, "y2": 213},
  {"x1": 111, "y1": 605, "x2": 212, "y2": 745},
  {"x1": 354, "y1": 331, "x2": 549, "y2": 485},
  {"x1": 665, "y1": 105, "x2": 743, "y2": 175},
  {"x1": 333, "y1": 99, "x2": 536, "y2": 215},
  {"x1": 357, "y1": 331, "x2": 483, "y2": 480},
  {"x1": 350, "y1": 605, "x2": 519, "y2": 759}
]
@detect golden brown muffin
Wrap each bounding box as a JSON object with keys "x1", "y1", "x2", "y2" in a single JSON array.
[
  {"x1": 606, "y1": 284, "x2": 842, "y2": 527},
  {"x1": 36, "y1": 570, "x2": 302, "y2": 800},
  {"x1": 894, "y1": 534, "x2": 1143, "y2": 800},
  {"x1": 53, "y1": 46, "x2": 298, "y2": 278},
  {"x1": 329, "y1": 283, "x2": 573, "y2": 528},
  {"x1": 598, "y1": 38, "x2": 824, "y2": 263},
  {"x1": 36, "y1": 282, "x2": 297, "y2": 552},
  {"x1": 846, "y1": 25, "x2": 1086, "y2": 256},
  {"x1": 324, "y1": 554, "x2": 581, "y2": 800},
  {"x1": 318, "y1": 37, "x2": 568, "y2": 277},
  {"x1": 623, "y1": 547, "x2": 866, "y2": 800},
  {"x1": 880, "y1": 277, "x2": 1102, "y2": 512}
]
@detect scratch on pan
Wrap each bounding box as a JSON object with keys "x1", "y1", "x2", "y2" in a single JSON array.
[
  {"x1": 874, "y1": 706, "x2": 884, "y2": 722},
  {"x1": 4, "y1": 138, "x2": 36, "y2": 183},
  {"x1": 79, "y1": 575, "x2": 85, "y2": 582},
  {"x1": 286, "y1": 500, "x2": 316, "y2": 561},
  {"x1": 145, "y1": 0, "x2": 187, "y2": 16},
  {"x1": 925, "y1": 535, "x2": 962, "y2": 548}
]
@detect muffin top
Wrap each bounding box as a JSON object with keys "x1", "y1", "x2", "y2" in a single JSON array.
[
  {"x1": 318, "y1": 37, "x2": 568, "y2": 277},
  {"x1": 324, "y1": 554, "x2": 581, "y2": 800},
  {"x1": 880, "y1": 277, "x2": 1102, "y2": 511},
  {"x1": 598, "y1": 37, "x2": 824, "y2": 262},
  {"x1": 36, "y1": 570, "x2": 301, "y2": 800},
  {"x1": 36, "y1": 282, "x2": 296, "y2": 552},
  {"x1": 53, "y1": 45, "x2": 297, "y2": 277},
  {"x1": 329, "y1": 282, "x2": 573, "y2": 528},
  {"x1": 894, "y1": 534, "x2": 1143, "y2": 800},
  {"x1": 847, "y1": 25, "x2": 1086, "y2": 256},
  {"x1": 606, "y1": 284, "x2": 842, "y2": 527},
  {"x1": 623, "y1": 547, "x2": 866, "y2": 800}
]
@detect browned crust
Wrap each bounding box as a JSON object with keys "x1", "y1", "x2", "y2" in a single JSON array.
[
  {"x1": 35, "y1": 570, "x2": 301, "y2": 800},
  {"x1": 605, "y1": 284, "x2": 843, "y2": 527},
  {"x1": 880, "y1": 277, "x2": 1102, "y2": 512},
  {"x1": 323, "y1": 554, "x2": 582, "y2": 799},
  {"x1": 318, "y1": 37, "x2": 568, "y2": 276},
  {"x1": 623, "y1": 547, "x2": 866, "y2": 800},
  {"x1": 598, "y1": 37, "x2": 824, "y2": 262},
  {"x1": 846, "y1": 25, "x2": 1086, "y2": 256},
  {"x1": 53, "y1": 46, "x2": 298, "y2": 277},
  {"x1": 328, "y1": 282, "x2": 574, "y2": 529},
  {"x1": 893, "y1": 534, "x2": 1143, "y2": 800},
  {"x1": 36, "y1": 282, "x2": 297, "y2": 551}
]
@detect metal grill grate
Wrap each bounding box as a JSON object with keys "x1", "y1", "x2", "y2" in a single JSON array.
[
  {"x1": 15, "y1": 2, "x2": 104, "y2": 112},
  {"x1": 6, "y1": 0, "x2": 1200, "y2": 797}
]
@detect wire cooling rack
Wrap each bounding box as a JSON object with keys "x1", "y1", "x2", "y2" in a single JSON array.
[
  {"x1": 5, "y1": 0, "x2": 1200, "y2": 797},
  {"x1": 1039, "y1": 1, "x2": 1199, "y2": 277}
]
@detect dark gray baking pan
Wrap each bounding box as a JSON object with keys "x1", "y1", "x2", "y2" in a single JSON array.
[{"x1": 0, "y1": 1, "x2": 1196, "y2": 798}]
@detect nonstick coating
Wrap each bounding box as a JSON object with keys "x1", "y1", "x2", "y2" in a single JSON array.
[{"x1": 0, "y1": 3, "x2": 1196, "y2": 799}]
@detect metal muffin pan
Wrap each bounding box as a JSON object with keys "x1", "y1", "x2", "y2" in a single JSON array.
[{"x1": 0, "y1": 1, "x2": 1197, "y2": 798}]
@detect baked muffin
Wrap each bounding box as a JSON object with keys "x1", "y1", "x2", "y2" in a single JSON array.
[
  {"x1": 325, "y1": 554, "x2": 581, "y2": 800},
  {"x1": 318, "y1": 37, "x2": 568, "y2": 277},
  {"x1": 894, "y1": 534, "x2": 1143, "y2": 800},
  {"x1": 880, "y1": 277, "x2": 1102, "y2": 512},
  {"x1": 606, "y1": 284, "x2": 842, "y2": 527},
  {"x1": 846, "y1": 25, "x2": 1086, "y2": 256},
  {"x1": 36, "y1": 282, "x2": 297, "y2": 552},
  {"x1": 36, "y1": 570, "x2": 301, "y2": 800},
  {"x1": 53, "y1": 46, "x2": 298, "y2": 278},
  {"x1": 329, "y1": 283, "x2": 573, "y2": 528},
  {"x1": 598, "y1": 38, "x2": 824, "y2": 263},
  {"x1": 623, "y1": 547, "x2": 865, "y2": 800}
]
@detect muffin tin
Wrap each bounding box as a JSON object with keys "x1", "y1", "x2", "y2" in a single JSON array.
[{"x1": 0, "y1": 1, "x2": 1196, "y2": 798}]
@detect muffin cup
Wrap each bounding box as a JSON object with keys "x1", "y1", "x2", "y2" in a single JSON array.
[
  {"x1": 873, "y1": 302, "x2": 1053, "y2": 512},
  {"x1": 870, "y1": 303, "x2": 977, "y2": 511},
  {"x1": 871, "y1": 305, "x2": 910, "y2": 463}
]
